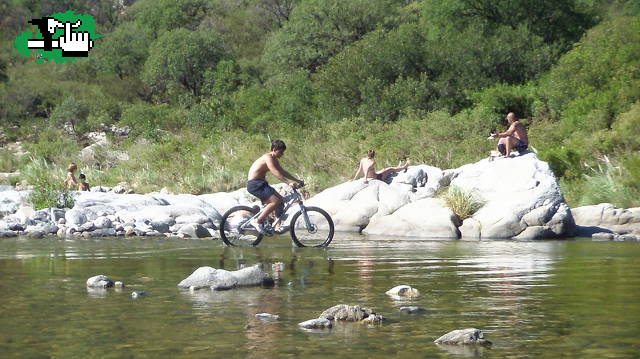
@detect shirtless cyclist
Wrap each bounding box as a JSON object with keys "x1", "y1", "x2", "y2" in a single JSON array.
[
  {"x1": 492, "y1": 112, "x2": 529, "y2": 157},
  {"x1": 247, "y1": 140, "x2": 304, "y2": 234}
]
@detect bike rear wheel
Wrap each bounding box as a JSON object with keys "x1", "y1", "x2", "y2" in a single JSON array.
[
  {"x1": 290, "y1": 206, "x2": 334, "y2": 247},
  {"x1": 219, "y1": 205, "x2": 264, "y2": 246}
]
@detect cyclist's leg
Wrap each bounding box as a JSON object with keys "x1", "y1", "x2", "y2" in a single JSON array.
[{"x1": 258, "y1": 193, "x2": 282, "y2": 223}]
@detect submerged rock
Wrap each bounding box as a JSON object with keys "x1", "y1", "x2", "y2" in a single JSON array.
[
  {"x1": 399, "y1": 306, "x2": 426, "y2": 314},
  {"x1": 298, "y1": 318, "x2": 332, "y2": 329},
  {"x1": 255, "y1": 313, "x2": 280, "y2": 321},
  {"x1": 434, "y1": 328, "x2": 492, "y2": 346},
  {"x1": 177, "y1": 264, "x2": 274, "y2": 290}
]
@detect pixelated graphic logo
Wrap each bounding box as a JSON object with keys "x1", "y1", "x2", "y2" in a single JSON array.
[{"x1": 15, "y1": 10, "x2": 100, "y2": 63}]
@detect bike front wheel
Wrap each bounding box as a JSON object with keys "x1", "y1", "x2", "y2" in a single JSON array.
[
  {"x1": 290, "y1": 206, "x2": 334, "y2": 247},
  {"x1": 219, "y1": 205, "x2": 264, "y2": 246}
]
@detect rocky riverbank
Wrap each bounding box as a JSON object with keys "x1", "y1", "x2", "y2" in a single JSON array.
[{"x1": 0, "y1": 153, "x2": 639, "y2": 240}]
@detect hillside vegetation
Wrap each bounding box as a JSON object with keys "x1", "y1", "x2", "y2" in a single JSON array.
[{"x1": 0, "y1": 0, "x2": 638, "y2": 207}]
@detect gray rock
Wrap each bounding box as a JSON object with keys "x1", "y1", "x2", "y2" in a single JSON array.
[
  {"x1": 82, "y1": 231, "x2": 92, "y2": 238},
  {"x1": 177, "y1": 264, "x2": 274, "y2": 290},
  {"x1": 0, "y1": 230, "x2": 17, "y2": 238},
  {"x1": 592, "y1": 232, "x2": 615, "y2": 240},
  {"x1": 31, "y1": 209, "x2": 50, "y2": 222},
  {"x1": 57, "y1": 227, "x2": 66, "y2": 237},
  {"x1": 8, "y1": 223, "x2": 24, "y2": 231},
  {"x1": 177, "y1": 223, "x2": 210, "y2": 238},
  {"x1": 93, "y1": 216, "x2": 112, "y2": 229},
  {"x1": 386, "y1": 285, "x2": 419, "y2": 297},
  {"x1": 26, "y1": 230, "x2": 44, "y2": 238},
  {"x1": 91, "y1": 228, "x2": 117, "y2": 237},
  {"x1": 255, "y1": 313, "x2": 280, "y2": 320},
  {"x1": 618, "y1": 234, "x2": 639, "y2": 241},
  {"x1": 114, "y1": 281, "x2": 125, "y2": 288},
  {"x1": 434, "y1": 328, "x2": 492, "y2": 346},
  {"x1": 150, "y1": 221, "x2": 170, "y2": 233},
  {"x1": 131, "y1": 290, "x2": 146, "y2": 298},
  {"x1": 80, "y1": 222, "x2": 95, "y2": 232},
  {"x1": 58, "y1": 218, "x2": 66, "y2": 225},
  {"x1": 399, "y1": 306, "x2": 426, "y2": 314},
  {"x1": 86, "y1": 275, "x2": 114, "y2": 288},
  {"x1": 65, "y1": 209, "x2": 87, "y2": 226},
  {"x1": 298, "y1": 318, "x2": 332, "y2": 329},
  {"x1": 144, "y1": 230, "x2": 163, "y2": 237},
  {"x1": 319, "y1": 304, "x2": 385, "y2": 322}
]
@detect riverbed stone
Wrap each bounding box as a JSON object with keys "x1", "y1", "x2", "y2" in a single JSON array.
[
  {"x1": 434, "y1": 328, "x2": 492, "y2": 346},
  {"x1": 65, "y1": 209, "x2": 87, "y2": 226},
  {"x1": 298, "y1": 318, "x2": 332, "y2": 329},
  {"x1": 86, "y1": 275, "x2": 114, "y2": 288},
  {"x1": 0, "y1": 230, "x2": 17, "y2": 238},
  {"x1": 256, "y1": 313, "x2": 280, "y2": 320},
  {"x1": 400, "y1": 306, "x2": 426, "y2": 314},
  {"x1": 177, "y1": 264, "x2": 274, "y2": 290}
]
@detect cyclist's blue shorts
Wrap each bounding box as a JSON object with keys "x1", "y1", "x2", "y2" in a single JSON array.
[{"x1": 247, "y1": 179, "x2": 276, "y2": 201}]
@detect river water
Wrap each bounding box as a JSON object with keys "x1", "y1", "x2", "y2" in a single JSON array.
[{"x1": 0, "y1": 235, "x2": 638, "y2": 358}]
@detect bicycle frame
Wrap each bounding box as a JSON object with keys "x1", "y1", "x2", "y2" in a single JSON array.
[{"x1": 239, "y1": 187, "x2": 311, "y2": 233}]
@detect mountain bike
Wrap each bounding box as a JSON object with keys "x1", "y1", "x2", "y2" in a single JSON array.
[{"x1": 219, "y1": 184, "x2": 334, "y2": 247}]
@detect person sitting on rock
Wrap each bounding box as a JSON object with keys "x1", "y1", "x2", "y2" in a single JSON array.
[
  {"x1": 64, "y1": 163, "x2": 78, "y2": 189},
  {"x1": 78, "y1": 173, "x2": 90, "y2": 191},
  {"x1": 492, "y1": 112, "x2": 528, "y2": 157},
  {"x1": 353, "y1": 150, "x2": 408, "y2": 184}
]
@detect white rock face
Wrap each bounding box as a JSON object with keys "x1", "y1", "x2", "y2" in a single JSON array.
[
  {"x1": 572, "y1": 204, "x2": 640, "y2": 235},
  {"x1": 385, "y1": 285, "x2": 420, "y2": 297},
  {"x1": 451, "y1": 153, "x2": 575, "y2": 239}
]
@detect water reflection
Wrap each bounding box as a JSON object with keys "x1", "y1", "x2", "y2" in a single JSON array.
[{"x1": 1, "y1": 237, "x2": 639, "y2": 359}]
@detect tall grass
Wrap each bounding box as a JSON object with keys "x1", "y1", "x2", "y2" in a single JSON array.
[
  {"x1": 440, "y1": 186, "x2": 485, "y2": 221},
  {"x1": 22, "y1": 157, "x2": 74, "y2": 209},
  {"x1": 577, "y1": 156, "x2": 640, "y2": 208}
]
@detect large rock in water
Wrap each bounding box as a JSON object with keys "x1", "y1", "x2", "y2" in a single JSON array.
[
  {"x1": 450, "y1": 153, "x2": 575, "y2": 239},
  {"x1": 572, "y1": 203, "x2": 640, "y2": 236},
  {"x1": 177, "y1": 264, "x2": 274, "y2": 290},
  {"x1": 434, "y1": 328, "x2": 492, "y2": 346},
  {"x1": 309, "y1": 153, "x2": 574, "y2": 239}
]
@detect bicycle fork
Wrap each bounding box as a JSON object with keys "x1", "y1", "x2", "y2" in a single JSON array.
[{"x1": 298, "y1": 205, "x2": 315, "y2": 232}]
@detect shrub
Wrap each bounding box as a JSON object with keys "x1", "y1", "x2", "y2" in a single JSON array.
[
  {"x1": 440, "y1": 186, "x2": 485, "y2": 221},
  {"x1": 23, "y1": 158, "x2": 74, "y2": 210}
]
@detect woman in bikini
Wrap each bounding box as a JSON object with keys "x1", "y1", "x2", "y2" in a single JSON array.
[{"x1": 353, "y1": 150, "x2": 409, "y2": 184}]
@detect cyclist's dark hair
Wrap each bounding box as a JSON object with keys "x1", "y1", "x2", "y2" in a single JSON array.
[
  {"x1": 367, "y1": 149, "x2": 375, "y2": 158},
  {"x1": 271, "y1": 139, "x2": 286, "y2": 151},
  {"x1": 79, "y1": 173, "x2": 86, "y2": 180}
]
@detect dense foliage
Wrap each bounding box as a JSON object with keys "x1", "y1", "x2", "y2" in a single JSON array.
[{"x1": 0, "y1": 0, "x2": 638, "y2": 207}]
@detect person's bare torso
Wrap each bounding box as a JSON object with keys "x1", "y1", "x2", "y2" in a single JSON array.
[
  {"x1": 361, "y1": 157, "x2": 377, "y2": 179},
  {"x1": 248, "y1": 153, "x2": 274, "y2": 181},
  {"x1": 510, "y1": 121, "x2": 528, "y2": 143}
]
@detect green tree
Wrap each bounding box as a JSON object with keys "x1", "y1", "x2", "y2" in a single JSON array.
[
  {"x1": 143, "y1": 28, "x2": 227, "y2": 99},
  {"x1": 93, "y1": 22, "x2": 152, "y2": 79},
  {"x1": 314, "y1": 24, "x2": 429, "y2": 120},
  {"x1": 262, "y1": 0, "x2": 399, "y2": 75},
  {"x1": 129, "y1": 0, "x2": 209, "y2": 38}
]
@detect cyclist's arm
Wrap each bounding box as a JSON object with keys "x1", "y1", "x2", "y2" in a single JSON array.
[{"x1": 266, "y1": 156, "x2": 302, "y2": 184}]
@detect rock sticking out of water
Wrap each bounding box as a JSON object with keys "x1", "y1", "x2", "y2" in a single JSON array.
[
  {"x1": 319, "y1": 304, "x2": 385, "y2": 323},
  {"x1": 131, "y1": 290, "x2": 146, "y2": 298},
  {"x1": 434, "y1": 328, "x2": 492, "y2": 346},
  {"x1": 177, "y1": 264, "x2": 274, "y2": 290},
  {"x1": 86, "y1": 275, "x2": 115, "y2": 288},
  {"x1": 298, "y1": 318, "x2": 332, "y2": 329},
  {"x1": 386, "y1": 285, "x2": 420, "y2": 297}
]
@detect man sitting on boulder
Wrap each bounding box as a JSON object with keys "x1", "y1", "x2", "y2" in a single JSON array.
[
  {"x1": 246, "y1": 139, "x2": 304, "y2": 234},
  {"x1": 492, "y1": 112, "x2": 528, "y2": 157},
  {"x1": 353, "y1": 150, "x2": 408, "y2": 184}
]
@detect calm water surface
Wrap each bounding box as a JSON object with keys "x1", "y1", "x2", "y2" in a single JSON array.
[{"x1": 0, "y1": 235, "x2": 639, "y2": 358}]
